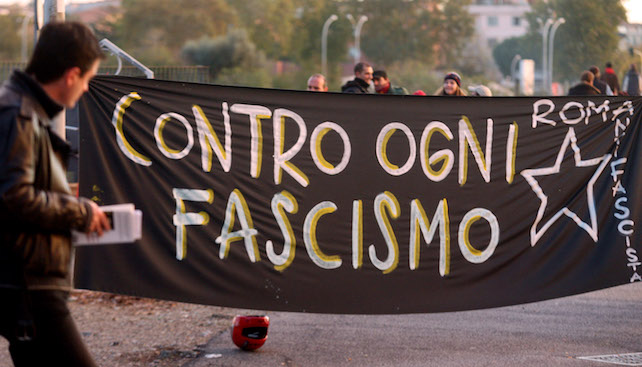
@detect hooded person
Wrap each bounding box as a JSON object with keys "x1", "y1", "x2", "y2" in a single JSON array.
[{"x1": 435, "y1": 72, "x2": 466, "y2": 96}]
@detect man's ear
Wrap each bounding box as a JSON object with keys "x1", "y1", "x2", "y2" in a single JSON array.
[{"x1": 64, "y1": 67, "x2": 82, "y2": 87}]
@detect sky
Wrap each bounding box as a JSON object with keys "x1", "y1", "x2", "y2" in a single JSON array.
[
  {"x1": 624, "y1": 0, "x2": 642, "y2": 24},
  {"x1": 1, "y1": 0, "x2": 641, "y2": 24}
]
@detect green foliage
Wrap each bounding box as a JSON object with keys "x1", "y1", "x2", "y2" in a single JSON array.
[
  {"x1": 182, "y1": 29, "x2": 267, "y2": 79},
  {"x1": 341, "y1": 0, "x2": 474, "y2": 69},
  {"x1": 288, "y1": 2, "x2": 353, "y2": 67},
  {"x1": 100, "y1": 0, "x2": 480, "y2": 85},
  {"x1": 493, "y1": 34, "x2": 541, "y2": 77},
  {"x1": 214, "y1": 66, "x2": 273, "y2": 88},
  {"x1": 0, "y1": 7, "x2": 32, "y2": 61},
  {"x1": 524, "y1": 0, "x2": 627, "y2": 81},
  {"x1": 271, "y1": 69, "x2": 309, "y2": 90},
  {"x1": 102, "y1": 0, "x2": 630, "y2": 87},
  {"x1": 458, "y1": 37, "x2": 502, "y2": 78},
  {"x1": 342, "y1": 0, "x2": 436, "y2": 66},
  {"x1": 385, "y1": 60, "x2": 444, "y2": 95},
  {"x1": 227, "y1": 0, "x2": 299, "y2": 60},
  {"x1": 438, "y1": 0, "x2": 475, "y2": 67},
  {"x1": 112, "y1": 0, "x2": 238, "y2": 64}
]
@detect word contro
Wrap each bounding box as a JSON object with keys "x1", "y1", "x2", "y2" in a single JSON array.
[{"x1": 172, "y1": 187, "x2": 499, "y2": 275}]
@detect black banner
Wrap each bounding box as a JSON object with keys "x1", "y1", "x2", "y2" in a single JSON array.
[{"x1": 75, "y1": 76, "x2": 641, "y2": 314}]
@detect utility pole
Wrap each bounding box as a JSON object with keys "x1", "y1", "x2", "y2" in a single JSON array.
[
  {"x1": 538, "y1": 18, "x2": 553, "y2": 94},
  {"x1": 36, "y1": 0, "x2": 66, "y2": 138},
  {"x1": 548, "y1": 18, "x2": 565, "y2": 94},
  {"x1": 322, "y1": 14, "x2": 338, "y2": 77},
  {"x1": 538, "y1": 16, "x2": 564, "y2": 95},
  {"x1": 20, "y1": 13, "x2": 33, "y2": 63},
  {"x1": 346, "y1": 14, "x2": 368, "y2": 65}
]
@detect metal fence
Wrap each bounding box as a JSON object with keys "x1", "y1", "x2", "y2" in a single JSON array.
[
  {"x1": 1, "y1": 62, "x2": 212, "y2": 84},
  {"x1": 0, "y1": 61, "x2": 212, "y2": 183},
  {"x1": 98, "y1": 65, "x2": 212, "y2": 84},
  {"x1": 0, "y1": 62, "x2": 25, "y2": 83}
]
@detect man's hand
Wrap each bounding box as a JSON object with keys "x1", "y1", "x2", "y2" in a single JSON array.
[{"x1": 87, "y1": 201, "x2": 111, "y2": 236}]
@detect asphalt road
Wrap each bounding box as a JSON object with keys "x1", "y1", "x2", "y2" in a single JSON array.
[{"x1": 185, "y1": 282, "x2": 642, "y2": 367}]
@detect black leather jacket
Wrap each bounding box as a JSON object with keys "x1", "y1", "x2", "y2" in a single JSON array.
[
  {"x1": 0, "y1": 71, "x2": 94, "y2": 290},
  {"x1": 341, "y1": 78, "x2": 371, "y2": 94}
]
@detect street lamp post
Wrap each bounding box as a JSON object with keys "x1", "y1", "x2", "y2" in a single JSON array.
[
  {"x1": 321, "y1": 14, "x2": 338, "y2": 77},
  {"x1": 538, "y1": 17, "x2": 565, "y2": 95},
  {"x1": 20, "y1": 14, "x2": 33, "y2": 63},
  {"x1": 538, "y1": 18, "x2": 554, "y2": 94},
  {"x1": 347, "y1": 14, "x2": 368, "y2": 65},
  {"x1": 39, "y1": 0, "x2": 66, "y2": 139},
  {"x1": 548, "y1": 17, "x2": 565, "y2": 94}
]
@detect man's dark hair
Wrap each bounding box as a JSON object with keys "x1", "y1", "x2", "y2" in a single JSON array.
[
  {"x1": 26, "y1": 21, "x2": 104, "y2": 84},
  {"x1": 354, "y1": 62, "x2": 371, "y2": 74},
  {"x1": 373, "y1": 70, "x2": 387, "y2": 80},
  {"x1": 606, "y1": 62, "x2": 613, "y2": 68},
  {"x1": 588, "y1": 65, "x2": 600, "y2": 77}
]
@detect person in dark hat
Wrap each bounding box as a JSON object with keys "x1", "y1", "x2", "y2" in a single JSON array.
[
  {"x1": 436, "y1": 72, "x2": 466, "y2": 96},
  {"x1": 568, "y1": 70, "x2": 601, "y2": 96}
]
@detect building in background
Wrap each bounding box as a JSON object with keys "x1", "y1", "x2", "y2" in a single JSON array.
[
  {"x1": 468, "y1": 0, "x2": 532, "y2": 50},
  {"x1": 619, "y1": 23, "x2": 642, "y2": 48}
]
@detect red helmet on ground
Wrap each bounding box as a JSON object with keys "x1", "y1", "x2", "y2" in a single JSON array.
[{"x1": 231, "y1": 315, "x2": 270, "y2": 351}]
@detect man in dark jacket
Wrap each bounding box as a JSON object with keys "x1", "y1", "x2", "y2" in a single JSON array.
[
  {"x1": 0, "y1": 21, "x2": 110, "y2": 366},
  {"x1": 341, "y1": 62, "x2": 374, "y2": 94},
  {"x1": 600, "y1": 62, "x2": 620, "y2": 95},
  {"x1": 568, "y1": 71, "x2": 601, "y2": 96},
  {"x1": 373, "y1": 70, "x2": 409, "y2": 95},
  {"x1": 622, "y1": 64, "x2": 641, "y2": 96},
  {"x1": 588, "y1": 66, "x2": 612, "y2": 95}
]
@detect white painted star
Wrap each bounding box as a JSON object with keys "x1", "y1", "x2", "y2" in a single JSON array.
[{"x1": 520, "y1": 127, "x2": 612, "y2": 246}]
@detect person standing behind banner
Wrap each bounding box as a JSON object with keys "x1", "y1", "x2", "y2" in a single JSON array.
[
  {"x1": 589, "y1": 65, "x2": 613, "y2": 95},
  {"x1": 601, "y1": 62, "x2": 620, "y2": 95},
  {"x1": 622, "y1": 64, "x2": 641, "y2": 96},
  {"x1": 307, "y1": 73, "x2": 328, "y2": 92},
  {"x1": 341, "y1": 62, "x2": 374, "y2": 94},
  {"x1": 568, "y1": 70, "x2": 601, "y2": 96},
  {"x1": 0, "y1": 21, "x2": 110, "y2": 367},
  {"x1": 373, "y1": 70, "x2": 408, "y2": 95},
  {"x1": 435, "y1": 72, "x2": 466, "y2": 96}
]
